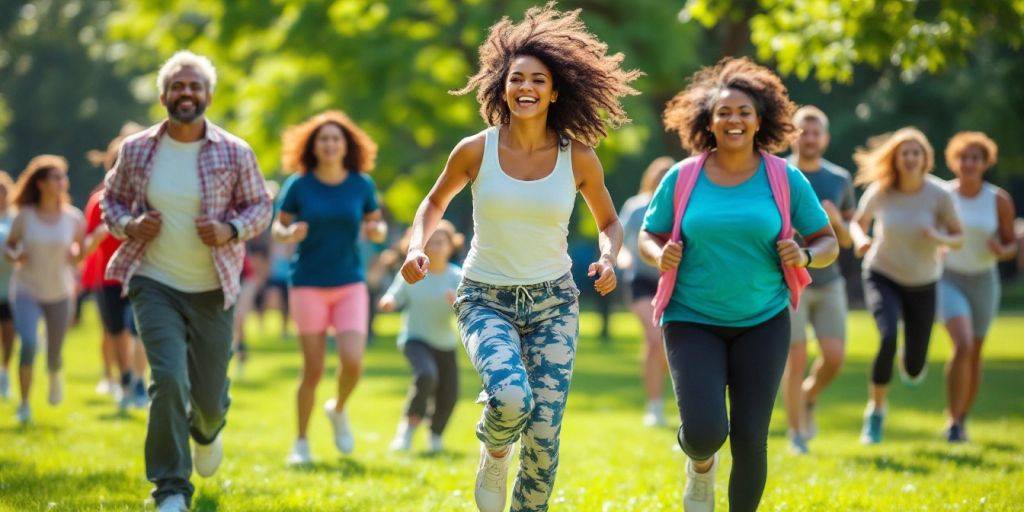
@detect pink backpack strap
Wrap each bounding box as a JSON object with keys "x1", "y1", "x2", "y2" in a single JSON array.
[
  {"x1": 761, "y1": 150, "x2": 812, "y2": 309},
  {"x1": 651, "y1": 152, "x2": 710, "y2": 324}
]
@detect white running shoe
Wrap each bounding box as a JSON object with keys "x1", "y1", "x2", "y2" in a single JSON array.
[
  {"x1": 287, "y1": 438, "x2": 313, "y2": 466},
  {"x1": 0, "y1": 370, "x2": 9, "y2": 400},
  {"x1": 15, "y1": 403, "x2": 30, "y2": 425},
  {"x1": 95, "y1": 377, "x2": 113, "y2": 396},
  {"x1": 389, "y1": 420, "x2": 415, "y2": 452},
  {"x1": 683, "y1": 453, "x2": 717, "y2": 512},
  {"x1": 156, "y1": 494, "x2": 188, "y2": 512},
  {"x1": 48, "y1": 372, "x2": 63, "y2": 405},
  {"x1": 324, "y1": 399, "x2": 354, "y2": 454},
  {"x1": 427, "y1": 433, "x2": 444, "y2": 454},
  {"x1": 193, "y1": 435, "x2": 223, "y2": 477},
  {"x1": 643, "y1": 399, "x2": 667, "y2": 427},
  {"x1": 474, "y1": 444, "x2": 512, "y2": 512}
]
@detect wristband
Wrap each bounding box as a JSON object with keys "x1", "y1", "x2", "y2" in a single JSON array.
[
  {"x1": 801, "y1": 247, "x2": 813, "y2": 268},
  {"x1": 228, "y1": 222, "x2": 239, "y2": 241}
]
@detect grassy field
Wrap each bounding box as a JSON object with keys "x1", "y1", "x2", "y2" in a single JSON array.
[{"x1": 1, "y1": 307, "x2": 1022, "y2": 511}]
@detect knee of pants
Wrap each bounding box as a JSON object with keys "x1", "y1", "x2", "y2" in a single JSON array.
[
  {"x1": 18, "y1": 340, "x2": 37, "y2": 367},
  {"x1": 150, "y1": 368, "x2": 190, "y2": 402},
  {"x1": 903, "y1": 355, "x2": 927, "y2": 378},
  {"x1": 678, "y1": 419, "x2": 729, "y2": 460},
  {"x1": 728, "y1": 424, "x2": 769, "y2": 459},
  {"x1": 488, "y1": 383, "x2": 535, "y2": 424},
  {"x1": 414, "y1": 369, "x2": 439, "y2": 394}
]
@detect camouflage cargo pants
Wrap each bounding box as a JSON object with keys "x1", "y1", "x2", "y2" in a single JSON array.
[{"x1": 454, "y1": 273, "x2": 580, "y2": 512}]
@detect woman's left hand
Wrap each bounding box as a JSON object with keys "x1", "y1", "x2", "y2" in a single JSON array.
[
  {"x1": 777, "y1": 239, "x2": 808, "y2": 268},
  {"x1": 588, "y1": 257, "x2": 617, "y2": 296}
]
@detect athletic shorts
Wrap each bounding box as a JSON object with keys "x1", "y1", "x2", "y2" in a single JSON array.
[
  {"x1": 629, "y1": 275, "x2": 660, "y2": 303},
  {"x1": 790, "y1": 278, "x2": 847, "y2": 345},
  {"x1": 938, "y1": 267, "x2": 1000, "y2": 338},
  {"x1": 289, "y1": 282, "x2": 369, "y2": 336},
  {"x1": 97, "y1": 283, "x2": 135, "y2": 335}
]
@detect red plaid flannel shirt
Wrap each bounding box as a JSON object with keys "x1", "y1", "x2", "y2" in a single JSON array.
[{"x1": 101, "y1": 120, "x2": 272, "y2": 308}]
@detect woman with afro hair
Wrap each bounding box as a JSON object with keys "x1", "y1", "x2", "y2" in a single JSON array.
[
  {"x1": 399, "y1": 4, "x2": 639, "y2": 511},
  {"x1": 639, "y1": 58, "x2": 837, "y2": 511}
]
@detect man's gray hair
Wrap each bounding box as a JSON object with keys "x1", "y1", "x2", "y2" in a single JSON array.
[{"x1": 156, "y1": 51, "x2": 217, "y2": 96}]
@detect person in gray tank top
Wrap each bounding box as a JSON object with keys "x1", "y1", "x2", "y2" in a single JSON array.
[
  {"x1": 399, "y1": 5, "x2": 638, "y2": 512},
  {"x1": 618, "y1": 156, "x2": 674, "y2": 428},
  {"x1": 4, "y1": 155, "x2": 85, "y2": 425},
  {"x1": 938, "y1": 132, "x2": 1017, "y2": 442}
]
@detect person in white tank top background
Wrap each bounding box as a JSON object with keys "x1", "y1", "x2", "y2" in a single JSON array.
[
  {"x1": 399, "y1": 5, "x2": 638, "y2": 511},
  {"x1": 938, "y1": 132, "x2": 1017, "y2": 443},
  {"x1": 4, "y1": 155, "x2": 85, "y2": 425}
]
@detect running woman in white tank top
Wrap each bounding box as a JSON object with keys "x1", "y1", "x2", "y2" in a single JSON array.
[
  {"x1": 938, "y1": 132, "x2": 1017, "y2": 442},
  {"x1": 399, "y1": 6, "x2": 639, "y2": 511},
  {"x1": 4, "y1": 155, "x2": 85, "y2": 425}
]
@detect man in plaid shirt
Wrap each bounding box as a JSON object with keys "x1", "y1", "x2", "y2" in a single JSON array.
[{"x1": 101, "y1": 51, "x2": 271, "y2": 512}]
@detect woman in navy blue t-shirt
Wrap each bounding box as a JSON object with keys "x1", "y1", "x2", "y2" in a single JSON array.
[{"x1": 273, "y1": 110, "x2": 387, "y2": 465}]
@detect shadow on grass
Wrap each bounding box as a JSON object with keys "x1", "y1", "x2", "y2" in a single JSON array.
[
  {"x1": 193, "y1": 492, "x2": 221, "y2": 512},
  {"x1": 848, "y1": 454, "x2": 933, "y2": 474},
  {"x1": 287, "y1": 457, "x2": 416, "y2": 479},
  {"x1": 0, "y1": 423, "x2": 63, "y2": 435}
]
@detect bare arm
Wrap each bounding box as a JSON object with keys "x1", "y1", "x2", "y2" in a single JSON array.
[
  {"x1": 272, "y1": 211, "x2": 307, "y2": 244},
  {"x1": 362, "y1": 209, "x2": 387, "y2": 244},
  {"x1": 4, "y1": 211, "x2": 25, "y2": 263},
  {"x1": 574, "y1": 143, "x2": 621, "y2": 296},
  {"x1": 69, "y1": 211, "x2": 87, "y2": 265},
  {"x1": 989, "y1": 188, "x2": 1018, "y2": 260},
  {"x1": 400, "y1": 135, "x2": 483, "y2": 284},
  {"x1": 778, "y1": 225, "x2": 839, "y2": 269}
]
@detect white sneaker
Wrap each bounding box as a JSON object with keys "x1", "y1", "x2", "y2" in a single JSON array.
[
  {"x1": 287, "y1": 438, "x2": 313, "y2": 466},
  {"x1": 389, "y1": 420, "x2": 415, "y2": 452},
  {"x1": 643, "y1": 399, "x2": 667, "y2": 427},
  {"x1": 683, "y1": 453, "x2": 717, "y2": 512},
  {"x1": 324, "y1": 399, "x2": 354, "y2": 454},
  {"x1": 474, "y1": 444, "x2": 512, "y2": 512},
  {"x1": 0, "y1": 370, "x2": 9, "y2": 400},
  {"x1": 427, "y1": 433, "x2": 444, "y2": 454},
  {"x1": 48, "y1": 372, "x2": 63, "y2": 405},
  {"x1": 95, "y1": 377, "x2": 113, "y2": 396},
  {"x1": 156, "y1": 494, "x2": 188, "y2": 512},
  {"x1": 193, "y1": 435, "x2": 223, "y2": 477},
  {"x1": 15, "y1": 403, "x2": 30, "y2": 424}
]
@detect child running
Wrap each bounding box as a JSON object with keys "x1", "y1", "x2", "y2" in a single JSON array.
[{"x1": 381, "y1": 221, "x2": 464, "y2": 453}]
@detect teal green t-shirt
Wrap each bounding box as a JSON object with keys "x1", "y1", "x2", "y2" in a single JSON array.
[{"x1": 643, "y1": 160, "x2": 829, "y2": 327}]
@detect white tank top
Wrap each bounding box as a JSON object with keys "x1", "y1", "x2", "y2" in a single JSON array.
[
  {"x1": 13, "y1": 208, "x2": 78, "y2": 302},
  {"x1": 944, "y1": 181, "x2": 999, "y2": 274},
  {"x1": 462, "y1": 126, "x2": 577, "y2": 285}
]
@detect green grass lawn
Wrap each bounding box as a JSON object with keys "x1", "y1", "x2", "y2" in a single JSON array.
[{"x1": 1, "y1": 307, "x2": 1022, "y2": 511}]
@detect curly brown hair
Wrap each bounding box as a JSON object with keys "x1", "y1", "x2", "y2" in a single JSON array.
[
  {"x1": 663, "y1": 57, "x2": 797, "y2": 154},
  {"x1": 281, "y1": 110, "x2": 377, "y2": 173},
  {"x1": 945, "y1": 131, "x2": 998, "y2": 171},
  {"x1": 452, "y1": 2, "x2": 641, "y2": 147},
  {"x1": 13, "y1": 155, "x2": 70, "y2": 207}
]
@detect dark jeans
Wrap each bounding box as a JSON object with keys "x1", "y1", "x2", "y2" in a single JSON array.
[
  {"x1": 862, "y1": 271, "x2": 936, "y2": 385},
  {"x1": 402, "y1": 339, "x2": 458, "y2": 436},
  {"x1": 663, "y1": 309, "x2": 790, "y2": 512},
  {"x1": 128, "y1": 276, "x2": 234, "y2": 507}
]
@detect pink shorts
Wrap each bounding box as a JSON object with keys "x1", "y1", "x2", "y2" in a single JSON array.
[{"x1": 289, "y1": 283, "x2": 369, "y2": 336}]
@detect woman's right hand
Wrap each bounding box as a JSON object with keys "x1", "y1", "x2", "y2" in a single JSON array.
[
  {"x1": 288, "y1": 222, "x2": 309, "y2": 243},
  {"x1": 658, "y1": 241, "x2": 683, "y2": 272},
  {"x1": 400, "y1": 249, "x2": 430, "y2": 284}
]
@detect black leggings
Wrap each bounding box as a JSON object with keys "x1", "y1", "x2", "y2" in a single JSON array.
[
  {"x1": 663, "y1": 309, "x2": 790, "y2": 512},
  {"x1": 863, "y1": 271, "x2": 936, "y2": 385},
  {"x1": 402, "y1": 339, "x2": 459, "y2": 436}
]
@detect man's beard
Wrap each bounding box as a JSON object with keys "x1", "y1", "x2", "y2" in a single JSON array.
[{"x1": 168, "y1": 97, "x2": 206, "y2": 123}]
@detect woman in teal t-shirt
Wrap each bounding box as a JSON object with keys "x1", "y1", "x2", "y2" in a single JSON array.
[
  {"x1": 639, "y1": 58, "x2": 837, "y2": 512},
  {"x1": 273, "y1": 110, "x2": 387, "y2": 465}
]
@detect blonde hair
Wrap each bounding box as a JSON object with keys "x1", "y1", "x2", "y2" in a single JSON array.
[
  {"x1": 793, "y1": 105, "x2": 829, "y2": 130},
  {"x1": 853, "y1": 127, "x2": 934, "y2": 190},
  {"x1": 638, "y1": 156, "x2": 675, "y2": 196}
]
